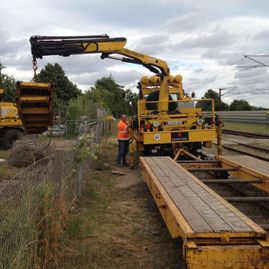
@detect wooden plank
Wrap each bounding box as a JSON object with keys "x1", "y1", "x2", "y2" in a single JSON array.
[
  {"x1": 222, "y1": 155, "x2": 269, "y2": 176},
  {"x1": 172, "y1": 157, "x2": 266, "y2": 235},
  {"x1": 201, "y1": 179, "x2": 262, "y2": 183},
  {"x1": 154, "y1": 157, "x2": 237, "y2": 232},
  {"x1": 218, "y1": 155, "x2": 269, "y2": 193},
  {"x1": 144, "y1": 157, "x2": 213, "y2": 232},
  {"x1": 151, "y1": 157, "x2": 231, "y2": 232},
  {"x1": 141, "y1": 157, "x2": 267, "y2": 240},
  {"x1": 154, "y1": 157, "x2": 254, "y2": 232},
  {"x1": 163, "y1": 157, "x2": 254, "y2": 232},
  {"x1": 145, "y1": 158, "x2": 166, "y2": 177},
  {"x1": 140, "y1": 158, "x2": 194, "y2": 239},
  {"x1": 157, "y1": 176, "x2": 213, "y2": 232}
]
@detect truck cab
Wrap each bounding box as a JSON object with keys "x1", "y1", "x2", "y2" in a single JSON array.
[{"x1": 0, "y1": 89, "x2": 23, "y2": 149}]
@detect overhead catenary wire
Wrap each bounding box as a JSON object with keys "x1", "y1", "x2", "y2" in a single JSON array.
[{"x1": 183, "y1": 48, "x2": 269, "y2": 103}]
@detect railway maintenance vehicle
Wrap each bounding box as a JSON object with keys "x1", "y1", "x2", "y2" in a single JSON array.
[
  {"x1": 15, "y1": 34, "x2": 269, "y2": 269},
  {"x1": 17, "y1": 34, "x2": 216, "y2": 159}
]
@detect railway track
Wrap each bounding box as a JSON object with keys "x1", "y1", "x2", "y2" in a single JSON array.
[
  {"x1": 223, "y1": 129, "x2": 269, "y2": 139},
  {"x1": 185, "y1": 160, "x2": 269, "y2": 230},
  {"x1": 188, "y1": 160, "x2": 269, "y2": 236},
  {"x1": 221, "y1": 138, "x2": 269, "y2": 162}
]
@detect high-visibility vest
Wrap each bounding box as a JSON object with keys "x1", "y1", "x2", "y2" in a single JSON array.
[{"x1": 117, "y1": 120, "x2": 129, "y2": 140}]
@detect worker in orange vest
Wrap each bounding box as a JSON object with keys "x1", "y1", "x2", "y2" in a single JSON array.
[{"x1": 117, "y1": 114, "x2": 130, "y2": 166}]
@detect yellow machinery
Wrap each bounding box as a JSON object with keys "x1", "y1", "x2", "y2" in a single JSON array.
[
  {"x1": 136, "y1": 74, "x2": 215, "y2": 156},
  {"x1": 141, "y1": 156, "x2": 269, "y2": 269},
  {"x1": 15, "y1": 35, "x2": 269, "y2": 268},
  {"x1": 16, "y1": 81, "x2": 53, "y2": 134},
  {"x1": 19, "y1": 34, "x2": 216, "y2": 156},
  {"x1": 0, "y1": 88, "x2": 24, "y2": 149}
]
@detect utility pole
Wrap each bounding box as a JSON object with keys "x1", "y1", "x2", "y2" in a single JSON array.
[
  {"x1": 216, "y1": 86, "x2": 237, "y2": 155},
  {"x1": 218, "y1": 88, "x2": 222, "y2": 112},
  {"x1": 217, "y1": 88, "x2": 223, "y2": 155}
]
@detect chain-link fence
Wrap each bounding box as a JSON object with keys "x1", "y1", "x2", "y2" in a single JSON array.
[
  {"x1": 74, "y1": 120, "x2": 107, "y2": 194},
  {"x1": 0, "y1": 119, "x2": 108, "y2": 269}
]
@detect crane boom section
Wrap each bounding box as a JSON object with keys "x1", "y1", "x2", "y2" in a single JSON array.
[{"x1": 30, "y1": 35, "x2": 169, "y2": 76}]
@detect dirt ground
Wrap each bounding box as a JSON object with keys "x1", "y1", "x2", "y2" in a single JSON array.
[{"x1": 61, "y1": 142, "x2": 184, "y2": 269}]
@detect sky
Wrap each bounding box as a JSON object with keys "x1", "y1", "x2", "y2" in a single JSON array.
[{"x1": 1, "y1": 0, "x2": 269, "y2": 107}]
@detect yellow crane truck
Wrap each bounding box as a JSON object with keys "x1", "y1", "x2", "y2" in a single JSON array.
[
  {"x1": 17, "y1": 34, "x2": 216, "y2": 157},
  {"x1": 0, "y1": 88, "x2": 24, "y2": 149}
]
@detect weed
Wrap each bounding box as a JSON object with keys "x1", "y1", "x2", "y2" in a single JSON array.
[{"x1": 0, "y1": 150, "x2": 10, "y2": 159}]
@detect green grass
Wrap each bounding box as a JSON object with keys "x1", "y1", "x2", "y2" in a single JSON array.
[
  {"x1": 223, "y1": 121, "x2": 269, "y2": 135},
  {"x1": 63, "y1": 182, "x2": 108, "y2": 246},
  {"x1": 0, "y1": 150, "x2": 10, "y2": 159},
  {"x1": 0, "y1": 150, "x2": 20, "y2": 181},
  {"x1": 61, "y1": 142, "x2": 185, "y2": 269}
]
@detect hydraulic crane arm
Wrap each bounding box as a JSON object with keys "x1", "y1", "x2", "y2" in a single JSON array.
[{"x1": 30, "y1": 35, "x2": 170, "y2": 76}]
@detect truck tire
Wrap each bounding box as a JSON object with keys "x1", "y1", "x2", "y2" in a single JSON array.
[{"x1": 2, "y1": 129, "x2": 23, "y2": 150}]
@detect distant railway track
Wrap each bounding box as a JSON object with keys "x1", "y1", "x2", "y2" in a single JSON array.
[
  {"x1": 223, "y1": 129, "x2": 269, "y2": 139},
  {"x1": 221, "y1": 138, "x2": 269, "y2": 162},
  {"x1": 223, "y1": 138, "x2": 269, "y2": 153},
  {"x1": 222, "y1": 144, "x2": 269, "y2": 162}
]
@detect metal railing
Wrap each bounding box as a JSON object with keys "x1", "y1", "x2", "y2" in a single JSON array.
[
  {"x1": 217, "y1": 111, "x2": 269, "y2": 125},
  {"x1": 138, "y1": 98, "x2": 215, "y2": 118}
]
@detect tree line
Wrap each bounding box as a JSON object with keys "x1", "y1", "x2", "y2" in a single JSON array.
[
  {"x1": 196, "y1": 89, "x2": 267, "y2": 111},
  {"x1": 0, "y1": 62, "x2": 137, "y2": 121},
  {"x1": 0, "y1": 62, "x2": 266, "y2": 120}
]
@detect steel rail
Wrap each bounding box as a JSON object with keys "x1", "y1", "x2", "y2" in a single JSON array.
[
  {"x1": 223, "y1": 129, "x2": 269, "y2": 139},
  {"x1": 222, "y1": 144, "x2": 269, "y2": 162},
  {"x1": 223, "y1": 138, "x2": 269, "y2": 154}
]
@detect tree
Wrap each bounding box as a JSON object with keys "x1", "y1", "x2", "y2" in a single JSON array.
[
  {"x1": 196, "y1": 89, "x2": 229, "y2": 111},
  {"x1": 124, "y1": 89, "x2": 138, "y2": 115},
  {"x1": 87, "y1": 76, "x2": 137, "y2": 117},
  {"x1": 229, "y1": 99, "x2": 252, "y2": 111},
  {"x1": 35, "y1": 63, "x2": 81, "y2": 116},
  {"x1": 251, "y1": 105, "x2": 268, "y2": 111},
  {"x1": 67, "y1": 95, "x2": 98, "y2": 120},
  {"x1": 0, "y1": 63, "x2": 16, "y2": 102}
]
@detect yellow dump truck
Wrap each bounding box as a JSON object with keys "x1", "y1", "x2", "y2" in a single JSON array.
[{"x1": 0, "y1": 89, "x2": 24, "y2": 149}]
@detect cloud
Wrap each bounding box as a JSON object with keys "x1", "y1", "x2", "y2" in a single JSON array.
[
  {"x1": 194, "y1": 68, "x2": 204, "y2": 73},
  {"x1": 255, "y1": 30, "x2": 269, "y2": 40},
  {"x1": 133, "y1": 34, "x2": 170, "y2": 55},
  {"x1": 162, "y1": 12, "x2": 207, "y2": 33},
  {"x1": 0, "y1": 31, "x2": 28, "y2": 56},
  {"x1": 202, "y1": 51, "x2": 242, "y2": 65},
  {"x1": 1, "y1": 0, "x2": 269, "y2": 107},
  {"x1": 175, "y1": 30, "x2": 233, "y2": 50},
  {"x1": 233, "y1": 67, "x2": 269, "y2": 87},
  {"x1": 112, "y1": 69, "x2": 144, "y2": 86},
  {"x1": 49, "y1": 55, "x2": 116, "y2": 75},
  {"x1": 185, "y1": 74, "x2": 218, "y2": 92}
]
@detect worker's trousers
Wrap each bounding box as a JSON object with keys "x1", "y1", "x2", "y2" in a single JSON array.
[{"x1": 117, "y1": 139, "x2": 129, "y2": 166}]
